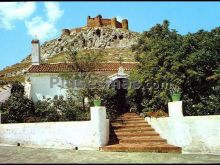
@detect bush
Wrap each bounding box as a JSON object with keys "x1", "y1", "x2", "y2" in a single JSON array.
[
  {"x1": 0, "y1": 92, "x2": 35, "y2": 123},
  {"x1": 35, "y1": 95, "x2": 90, "y2": 122},
  {"x1": 131, "y1": 20, "x2": 220, "y2": 116},
  {"x1": 75, "y1": 87, "x2": 119, "y2": 120},
  {"x1": 10, "y1": 82, "x2": 24, "y2": 94},
  {"x1": 35, "y1": 97, "x2": 60, "y2": 122},
  {"x1": 100, "y1": 89, "x2": 118, "y2": 120}
]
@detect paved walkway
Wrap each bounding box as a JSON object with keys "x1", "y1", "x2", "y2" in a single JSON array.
[{"x1": 0, "y1": 146, "x2": 220, "y2": 163}]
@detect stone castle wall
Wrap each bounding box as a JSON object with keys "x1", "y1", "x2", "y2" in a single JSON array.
[
  {"x1": 62, "y1": 15, "x2": 129, "y2": 36},
  {"x1": 87, "y1": 15, "x2": 128, "y2": 29}
]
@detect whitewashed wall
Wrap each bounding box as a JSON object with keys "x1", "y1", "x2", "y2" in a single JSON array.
[
  {"x1": 146, "y1": 115, "x2": 220, "y2": 155},
  {"x1": 0, "y1": 85, "x2": 11, "y2": 103},
  {"x1": 28, "y1": 74, "x2": 67, "y2": 102},
  {"x1": 0, "y1": 107, "x2": 109, "y2": 150}
]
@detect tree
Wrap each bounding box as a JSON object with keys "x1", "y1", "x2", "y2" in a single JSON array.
[
  {"x1": 59, "y1": 50, "x2": 119, "y2": 119},
  {"x1": 0, "y1": 83, "x2": 35, "y2": 123},
  {"x1": 131, "y1": 20, "x2": 220, "y2": 115}
]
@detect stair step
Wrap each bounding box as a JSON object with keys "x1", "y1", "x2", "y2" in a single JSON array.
[
  {"x1": 120, "y1": 137, "x2": 167, "y2": 143},
  {"x1": 112, "y1": 125, "x2": 151, "y2": 129},
  {"x1": 115, "y1": 118, "x2": 144, "y2": 121},
  {"x1": 100, "y1": 144, "x2": 181, "y2": 153},
  {"x1": 113, "y1": 118, "x2": 144, "y2": 122},
  {"x1": 112, "y1": 125, "x2": 152, "y2": 129},
  {"x1": 110, "y1": 133, "x2": 159, "y2": 139},
  {"x1": 120, "y1": 142, "x2": 167, "y2": 145},
  {"x1": 112, "y1": 128, "x2": 154, "y2": 132},
  {"x1": 111, "y1": 121, "x2": 147, "y2": 124},
  {"x1": 112, "y1": 132, "x2": 159, "y2": 136},
  {"x1": 108, "y1": 137, "x2": 167, "y2": 144},
  {"x1": 111, "y1": 118, "x2": 144, "y2": 122},
  {"x1": 111, "y1": 123, "x2": 150, "y2": 127}
]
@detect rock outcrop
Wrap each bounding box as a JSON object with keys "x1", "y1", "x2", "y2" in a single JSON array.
[{"x1": 40, "y1": 27, "x2": 140, "y2": 60}]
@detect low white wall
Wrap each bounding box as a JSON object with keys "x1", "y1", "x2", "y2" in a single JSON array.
[
  {"x1": 0, "y1": 107, "x2": 109, "y2": 150},
  {"x1": 146, "y1": 115, "x2": 220, "y2": 155}
]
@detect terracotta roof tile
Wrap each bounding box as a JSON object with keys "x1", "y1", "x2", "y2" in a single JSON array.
[{"x1": 27, "y1": 62, "x2": 138, "y2": 73}]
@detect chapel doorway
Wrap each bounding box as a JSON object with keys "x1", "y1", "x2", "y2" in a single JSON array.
[{"x1": 110, "y1": 78, "x2": 130, "y2": 114}]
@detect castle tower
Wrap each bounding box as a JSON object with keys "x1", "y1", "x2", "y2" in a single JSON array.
[
  {"x1": 122, "y1": 19, "x2": 128, "y2": 30},
  {"x1": 111, "y1": 17, "x2": 117, "y2": 28},
  {"x1": 31, "y1": 39, "x2": 41, "y2": 65},
  {"x1": 61, "y1": 29, "x2": 70, "y2": 36},
  {"x1": 95, "y1": 15, "x2": 102, "y2": 27},
  {"x1": 87, "y1": 16, "x2": 91, "y2": 27}
]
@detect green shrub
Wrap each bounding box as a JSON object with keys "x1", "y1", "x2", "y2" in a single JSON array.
[
  {"x1": 76, "y1": 87, "x2": 119, "y2": 120},
  {"x1": 0, "y1": 92, "x2": 35, "y2": 123},
  {"x1": 131, "y1": 20, "x2": 220, "y2": 116},
  {"x1": 10, "y1": 82, "x2": 24, "y2": 94},
  {"x1": 35, "y1": 95, "x2": 90, "y2": 122},
  {"x1": 100, "y1": 89, "x2": 118, "y2": 120}
]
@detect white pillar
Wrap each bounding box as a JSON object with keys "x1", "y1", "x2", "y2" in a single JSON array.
[
  {"x1": 31, "y1": 39, "x2": 41, "y2": 65},
  {"x1": 24, "y1": 81, "x2": 31, "y2": 99},
  {"x1": 90, "y1": 106, "x2": 109, "y2": 147},
  {"x1": 168, "y1": 101, "x2": 183, "y2": 118},
  {"x1": 168, "y1": 101, "x2": 191, "y2": 147}
]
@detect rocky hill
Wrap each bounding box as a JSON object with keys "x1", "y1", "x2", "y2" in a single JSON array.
[
  {"x1": 39, "y1": 27, "x2": 140, "y2": 60},
  {"x1": 0, "y1": 26, "x2": 140, "y2": 86}
]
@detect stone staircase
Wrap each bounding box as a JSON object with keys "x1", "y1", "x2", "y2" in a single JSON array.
[{"x1": 100, "y1": 112, "x2": 181, "y2": 153}]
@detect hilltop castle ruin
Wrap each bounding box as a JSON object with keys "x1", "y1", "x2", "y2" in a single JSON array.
[
  {"x1": 87, "y1": 15, "x2": 128, "y2": 29},
  {"x1": 61, "y1": 15, "x2": 129, "y2": 36}
]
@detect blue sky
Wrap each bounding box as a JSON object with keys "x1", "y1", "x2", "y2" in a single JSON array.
[{"x1": 1, "y1": 2, "x2": 220, "y2": 70}]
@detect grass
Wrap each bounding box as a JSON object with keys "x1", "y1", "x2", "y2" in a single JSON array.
[
  {"x1": 0, "y1": 62, "x2": 31, "y2": 75},
  {"x1": 0, "y1": 76, "x2": 25, "y2": 88},
  {"x1": 45, "y1": 52, "x2": 70, "y2": 63},
  {"x1": 45, "y1": 48, "x2": 136, "y2": 64}
]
